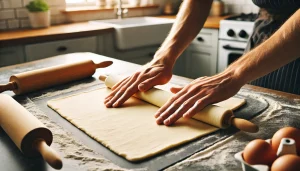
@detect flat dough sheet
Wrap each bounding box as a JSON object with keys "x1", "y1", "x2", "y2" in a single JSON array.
[{"x1": 48, "y1": 87, "x2": 242, "y2": 161}]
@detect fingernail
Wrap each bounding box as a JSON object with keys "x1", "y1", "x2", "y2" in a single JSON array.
[
  {"x1": 156, "y1": 118, "x2": 163, "y2": 125},
  {"x1": 164, "y1": 119, "x2": 170, "y2": 126},
  {"x1": 154, "y1": 112, "x2": 160, "y2": 118},
  {"x1": 113, "y1": 102, "x2": 119, "y2": 107},
  {"x1": 183, "y1": 114, "x2": 189, "y2": 118},
  {"x1": 105, "y1": 102, "x2": 112, "y2": 108}
]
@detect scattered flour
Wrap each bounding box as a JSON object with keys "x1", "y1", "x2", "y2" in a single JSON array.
[
  {"x1": 166, "y1": 89, "x2": 300, "y2": 171},
  {"x1": 19, "y1": 97, "x2": 130, "y2": 171}
]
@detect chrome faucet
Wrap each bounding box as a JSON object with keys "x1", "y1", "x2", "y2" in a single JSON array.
[{"x1": 116, "y1": 0, "x2": 128, "y2": 19}]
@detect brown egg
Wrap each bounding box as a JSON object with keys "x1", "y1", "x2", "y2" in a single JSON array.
[
  {"x1": 271, "y1": 154, "x2": 300, "y2": 171},
  {"x1": 243, "y1": 139, "x2": 277, "y2": 165},
  {"x1": 271, "y1": 127, "x2": 300, "y2": 155}
]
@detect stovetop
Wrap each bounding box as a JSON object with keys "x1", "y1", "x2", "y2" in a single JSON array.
[{"x1": 225, "y1": 13, "x2": 258, "y2": 22}]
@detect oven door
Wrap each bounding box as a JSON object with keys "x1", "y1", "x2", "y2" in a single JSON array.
[{"x1": 218, "y1": 40, "x2": 248, "y2": 72}]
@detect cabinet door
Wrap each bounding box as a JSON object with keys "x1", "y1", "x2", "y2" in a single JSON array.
[
  {"x1": 0, "y1": 46, "x2": 25, "y2": 67},
  {"x1": 127, "y1": 56, "x2": 152, "y2": 65},
  {"x1": 186, "y1": 50, "x2": 212, "y2": 79},
  {"x1": 25, "y1": 36, "x2": 97, "y2": 61},
  {"x1": 173, "y1": 51, "x2": 187, "y2": 77}
]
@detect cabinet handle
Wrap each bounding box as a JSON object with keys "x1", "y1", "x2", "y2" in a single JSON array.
[
  {"x1": 56, "y1": 46, "x2": 68, "y2": 52},
  {"x1": 222, "y1": 45, "x2": 245, "y2": 51},
  {"x1": 197, "y1": 37, "x2": 204, "y2": 42},
  {"x1": 148, "y1": 52, "x2": 155, "y2": 57}
]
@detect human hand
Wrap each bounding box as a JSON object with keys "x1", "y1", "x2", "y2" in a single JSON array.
[
  {"x1": 154, "y1": 70, "x2": 245, "y2": 126},
  {"x1": 104, "y1": 58, "x2": 173, "y2": 108}
]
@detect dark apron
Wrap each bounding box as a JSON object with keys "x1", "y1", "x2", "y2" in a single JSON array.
[{"x1": 244, "y1": 9, "x2": 300, "y2": 94}]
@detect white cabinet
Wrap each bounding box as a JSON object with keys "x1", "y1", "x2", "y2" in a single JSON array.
[
  {"x1": 185, "y1": 29, "x2": 219, "y2": 79},
  {"x1": 0, "y1": 46, "x2": 25, "y2": 67},
  {"x1": 115, "y1": 46, "x2": 159, "y2": 65},
  {"x1": 173, "y1": 51, "x2": 187, "y2": 76},
  {"x1": 25, "y1": 36, "x2": 97, "y2": 61},
  {"x1": 186, "y1": 51, "x2": 212, "y2": 78}
]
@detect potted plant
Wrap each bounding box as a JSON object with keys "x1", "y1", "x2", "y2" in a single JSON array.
[{"x1": 26, "y1": 0, "x2": 50, "y2": 28}]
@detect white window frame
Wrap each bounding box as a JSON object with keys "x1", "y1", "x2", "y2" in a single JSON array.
[
  {"x1": 65, "y1": 0, "x2": 129, "y2": 7},
  {"x1": 66, "y1": 0, "x2": 97, "y2": 7}
]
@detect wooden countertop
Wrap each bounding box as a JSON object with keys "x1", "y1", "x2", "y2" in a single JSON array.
[
  {"x1": 156, "y1": 15, "x2": 230, "y2": 29},
  {"x1": 0, "y1": 15, "x2": 230, "y2": 47},
  {"x1": 0, "y1": 22, "x2": 114, "y2": 47}
]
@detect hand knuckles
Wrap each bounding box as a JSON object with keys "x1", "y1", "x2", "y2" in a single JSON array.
[
  {"x1": 173, "y1": 100, "x2": 182, "y2": 106},
  {"x1": 169, "y1": 96, "x2": 177, "y2": 102},
  {"x1": 119, "y1": 87, "x2": 127, "y2": 92},
  {"x1": 196, "y1": 99, "x2": 203, "y2": 105}
]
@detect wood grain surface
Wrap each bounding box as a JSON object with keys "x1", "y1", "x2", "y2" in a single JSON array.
[{"x1": 0, "y1": 22, "x2": 114, "y2": 47}]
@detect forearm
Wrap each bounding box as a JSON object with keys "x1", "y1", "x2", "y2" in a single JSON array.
[
  {"x1": 229, "y1": 9, "x2": 300, "y2": 84},
  {"x1": 154, "y1": 0, "x2": 213, "y2": 66}
]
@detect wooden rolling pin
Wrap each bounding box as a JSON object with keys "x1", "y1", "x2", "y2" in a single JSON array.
[
  {"x1": 100, "y1": 75, "x2": 259, "y2": 133},
  {"x1": 0, "y1": 94, "x2": 62, "y2": 169},
  {"x1": 0, "y1": 60, "x2": 113, "y2": 95}
]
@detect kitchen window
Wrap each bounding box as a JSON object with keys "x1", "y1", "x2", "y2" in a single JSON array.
[
  {"x1": 65, "y1": 0, "x2": 129, "y2": 7},
  {"x1": 66, "y1": 0, "x2": 97, "y2": 7}
]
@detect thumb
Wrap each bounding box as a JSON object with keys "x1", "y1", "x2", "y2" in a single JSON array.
[{"x1": 170, "y1": 86, "x2": 183, "y2": 94}]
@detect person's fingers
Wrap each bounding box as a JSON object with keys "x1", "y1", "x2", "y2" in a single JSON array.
[
  {"x1": 183, "y1": 94, "x2": 213, "y2": 118},
  {"x1": 112, "y1": 83, "x2": 139, "y2": 107},
  {"x1": 154, "y1": 88, "x2": 188, "y2": 118},
  {"x1": 105, "y1": 77, "x2": 130, "y2": 101},
  {"x1": 156, "y1": 91, "x2": 193, "y2": 124},
  {"x1": 105, "y1": 73, "x2": 140, "y2": 107},
  {"x1": 170, "y1": 86, "x2": 183, "y2": 94},
  {"x1": 156, "y1": 102, "x2": 182, "y2": 124},
  {"x1": 163, "y1": 92, "x2": 201, "y2": 126},
  {"x1": 163, "y1": 101, "x2": 192, "y2": 126},
  {"x1": 111, "y1": 76, "x2": 130, "y2": 90}
]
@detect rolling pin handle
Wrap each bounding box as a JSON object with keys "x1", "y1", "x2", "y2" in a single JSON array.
[
  {"x1": 231, "y1": 118, "x2": 259, "y2": 133},
  {"x1": 95, "y1": 61, "x2": 113, "y2": 69},
  {"x1": 99, "y1": 75, "x2": 107, "y2": 82},
  {"x1": 0, "y1": 82, "x2": 17, "y2": 93},
  {"x1": 34, "y1": 139, "x2": 63, "y2": 170}
]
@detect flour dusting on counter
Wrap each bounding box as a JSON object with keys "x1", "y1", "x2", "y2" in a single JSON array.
[
  {"x1": 166, "y1": 89, "x2": 300, "y2": 171},
  {"x1": 18, "y1": 97, "x2": 130, "y2": 171}
]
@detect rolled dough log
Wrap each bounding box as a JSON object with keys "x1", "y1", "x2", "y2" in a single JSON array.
[
  {"x1": 105, "y1": 75, "x2": 246, "y2": 128},
  {"x1": 48, "y1": 79, "x2": 246, "y2": 161}
]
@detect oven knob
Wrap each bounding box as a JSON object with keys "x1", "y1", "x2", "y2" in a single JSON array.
[
  {"x1": 227, "y1": 29, "x2": 235, "y2": 37},
  {"x1": 239, "y1": 30, "x2": 248, "y2": 38}
]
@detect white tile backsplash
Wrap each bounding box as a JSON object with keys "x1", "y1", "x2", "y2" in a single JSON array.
[
  {"x1": 20, "y1": 18, "x2": 30, "y2": 28},
  {"x1": 7, "y1": 19, "x2": 19, "y2": 29},
  {"x1": 223, "y1": 0, "x2": 259, "y2": 14},
  {"x1": 0, "y1": 0, "x2": 260, "y2": 31},
  {"x1": 2, "y1": 0, "x2": 22, "y2": 8},
  {"x1": 16, "y1": 8, "x2": 28, "y2": 18},
  {"x1": 0, "y1": 9, "x2": 15, "y2": 19},
  {"x1": 0, "y1": 20, "x2": 7, "y2": 29}
]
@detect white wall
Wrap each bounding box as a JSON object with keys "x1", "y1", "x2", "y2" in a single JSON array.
[{"x1": 222, "y1": 0, "x2": 259, "y2": 14}]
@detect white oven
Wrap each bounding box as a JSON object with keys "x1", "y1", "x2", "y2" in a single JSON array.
[
  {"x1": 217, "y1": 39, "x2": 247, "y2": 72},
  {"x1": 217, "y1": 13, "x2": 256, "y2": 73}
]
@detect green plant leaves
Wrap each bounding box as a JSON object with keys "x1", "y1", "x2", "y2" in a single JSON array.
[{"x1": 26, "y1": 0, "x2": 49, "y2": 12}]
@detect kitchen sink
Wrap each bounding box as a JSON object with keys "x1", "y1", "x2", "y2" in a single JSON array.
[{"x1": 90, "y1": 17, "x2": 174, "y2": 50}]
